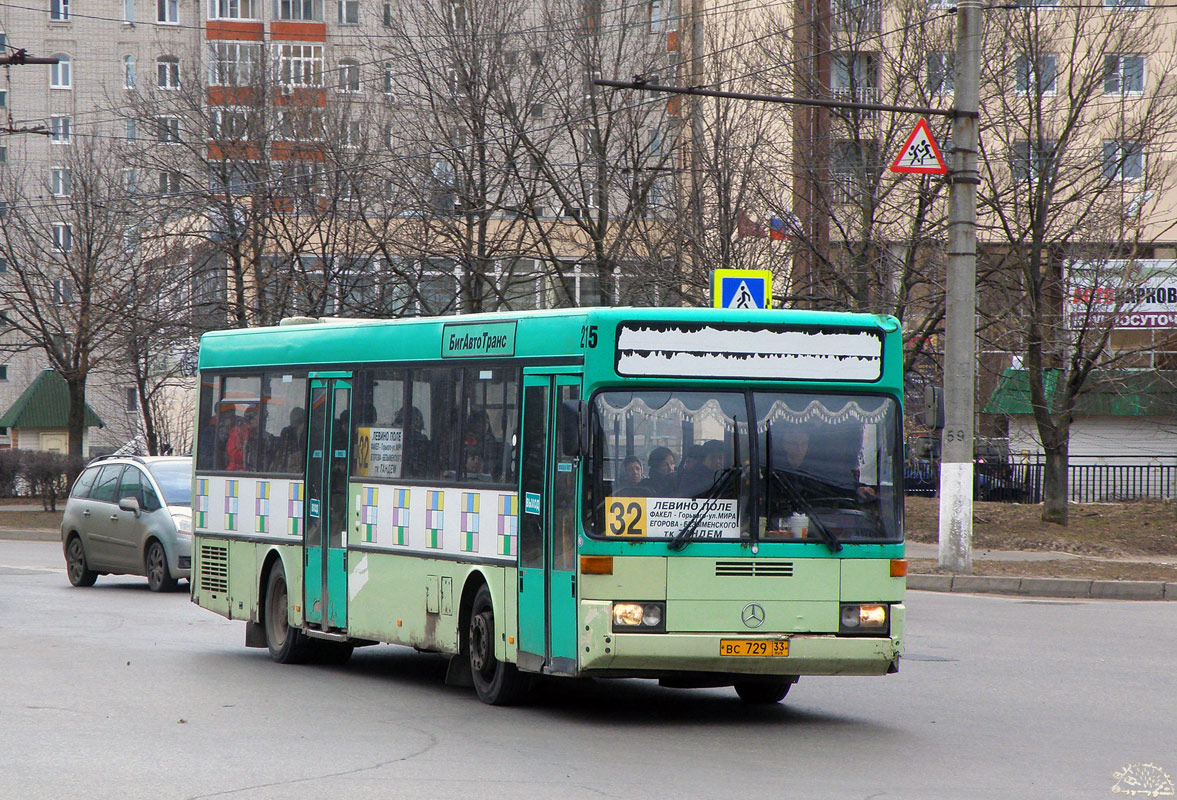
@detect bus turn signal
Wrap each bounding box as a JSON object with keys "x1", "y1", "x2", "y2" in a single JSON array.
[
  {"x1": 580, "y1": 556, "x2": 613, "y2": 575},
  {"x1": 890, "y1": 559, "x2": 907, "y2": 577}
]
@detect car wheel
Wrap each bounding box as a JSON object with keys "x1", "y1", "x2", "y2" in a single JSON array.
[
  {"x1": 733, "y1": 679, "x2": 793, "y2": 704},
  {"x1": 468, "y1": 584, "x2": 528, "y2": 705},
  {"x1": 65, "y1": 535, "x2": 97, "y2": 587},
  {"x1": 145, "y1": 540, "x2": 178, "y2": 592},
  {"x1": 264, "y1": 561, "x2": 313, "y2": 664}
]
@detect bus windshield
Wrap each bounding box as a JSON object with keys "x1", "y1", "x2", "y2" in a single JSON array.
[{"x1": 587, "y1": 390, "x2": 901, "y2": 544}]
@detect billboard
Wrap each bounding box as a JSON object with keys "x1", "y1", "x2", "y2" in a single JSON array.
[{"x1": 1066, "y1": 259, "x2": 1177, "y2": 329}]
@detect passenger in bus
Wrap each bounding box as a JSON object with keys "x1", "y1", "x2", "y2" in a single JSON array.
[
  {"x1": 395, "y1": 406, "x2": 435, "y2": 477},
  {"x1": 226, "y1": 407, "x2": 258, "y2": 471},
  {"x1": 464, "y1": 410, "x2": 501, "y2": 480},
  {"x1": 676, "y1": 440, "x2": 728, "y2": 497},
  {"x1": 777, "y1": 425, "x2": 877, "y2": 504},
  {"x1": 642, "y1": 447, "x2": 676, "y2": 495},
  {"x1": 615, "y1": 455, "x2": 646, "y2": 496},
  {"x1": 277, "y1": 407, "x2": 307, "y2": 472}
]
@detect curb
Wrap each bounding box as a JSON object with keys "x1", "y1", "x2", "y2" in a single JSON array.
[
  {"x1": 909, "y1": 573, "x2": 1176, "y2": 601},
  {"x1": 0, "y1": 530, "x2": 60, "y2": 542}
]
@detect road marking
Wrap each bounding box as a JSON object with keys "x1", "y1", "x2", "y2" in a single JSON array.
[{"x1": 0, "y1": 564, "x2": 65, "y2": 573}]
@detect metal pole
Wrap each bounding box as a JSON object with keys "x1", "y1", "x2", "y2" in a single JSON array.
[{"x1": 938, "y1": 0, "x2": 982, "y2": 572}]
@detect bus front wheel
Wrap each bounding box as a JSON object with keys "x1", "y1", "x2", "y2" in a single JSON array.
[
  {"x1": 264, "y1": 562, "x2": 313, "y2": 664},
  {"x1": 468, "y1": 584, "x2": 527, "y2": 705},
  {"x1": 733, "y1": 679, "x2": 793, "y2": 704}
]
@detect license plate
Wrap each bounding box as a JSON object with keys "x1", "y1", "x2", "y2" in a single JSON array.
[{"x1": 719, "y1": 639, "x2": 789, "y2": 657}]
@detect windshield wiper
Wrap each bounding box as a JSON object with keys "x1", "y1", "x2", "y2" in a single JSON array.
[
  {"x1": 766, "y1": 467, "x2": 842, "y2": 553},
  {"x1": 667, "y1": 466, "x2": 740, "y2": 551}
]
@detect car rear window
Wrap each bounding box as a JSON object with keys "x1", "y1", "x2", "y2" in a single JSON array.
[{"x1": 148, "y1": 460, "x2": 192, "y2": 507}]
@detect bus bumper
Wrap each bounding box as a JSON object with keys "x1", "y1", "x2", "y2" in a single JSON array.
[{"x1": 579, "y1": 601, "x2": 904, "y2": 677}]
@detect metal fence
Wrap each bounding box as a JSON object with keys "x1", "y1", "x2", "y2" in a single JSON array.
[{"x1": 904, "y1": 456, "x2": 1177, "y2": 503}]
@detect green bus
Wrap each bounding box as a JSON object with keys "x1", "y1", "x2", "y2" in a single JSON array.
[{"x1": 191, "y1": 307, "x2": 906, "y2": 704}]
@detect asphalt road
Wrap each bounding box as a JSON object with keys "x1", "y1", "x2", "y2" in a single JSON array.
[{"x1": 2, "y1": 539, "x2": 1174, "y2": 800}]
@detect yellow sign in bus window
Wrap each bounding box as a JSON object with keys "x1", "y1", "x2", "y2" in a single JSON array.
[{"x1": 605, "y1": 497, "x2": 647, "y2": 537}]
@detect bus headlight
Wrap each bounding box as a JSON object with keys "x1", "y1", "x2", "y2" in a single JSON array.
[
  {"x1": 840, "y1": 604, "x2": 888, "y2": 634},
  {"x1": 612, "y1": 602, "x2": 665, "y2": 632}
]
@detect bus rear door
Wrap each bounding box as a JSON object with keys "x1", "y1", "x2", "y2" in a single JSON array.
[
  {"x1": 517, "y1": 373, "x2": 581, "y2": 675},
  {"x1": 304, "y1": 374, "x2": 352, "y2": 632}
]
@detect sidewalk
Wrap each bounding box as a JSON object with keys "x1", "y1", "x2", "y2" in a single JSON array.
[{"x1": 906, "y1": 543, "x2": 1177, "y2": 601}]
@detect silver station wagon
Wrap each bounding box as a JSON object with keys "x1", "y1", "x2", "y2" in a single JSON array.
[{"x1": 61, "y1": 456, "x2": 193, "y2": 592}]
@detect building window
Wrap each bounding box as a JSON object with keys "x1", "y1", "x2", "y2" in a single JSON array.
[
  {"x1": 52, "y1": 224, "x2": 73, "y2": 253},
  {"x1": 125, "y1": 118, "x2": 137, "y2": 140},
  {"x1": 833, "y1": 0, "x2": 880, "y2": 31},
  {"x1": 1011, "y1": 138, "x2": 1057, "y2": 183},
  {"x1": 123, "y1": 0, "x2": 135, "y2": 21},
  {"x1": 927, "y1": 52, "x2": 953, "y2": 95},
  {"x1": 831, "y1": 52, "x2": 879, "y2": 106},
  {"x1": 279, "y1": 0, "x2": 320, "y2": 20},
  {"x1": 212, "y1": 108, "x2": 249, "y2": 140},
  {"x1": 53, "y1": 279, "x2": 73, "y2": 304},
  {"x1": 209, "y1": 0, "x2": 257, "y2": 18},
  {"x1": 277, "y1": 44, "x2": 323, "y2": 87},
  {"x1": 0, "y1": 258, "x2": 7, "y2": 273},
  {"x1": 50, "y1": 116, "x2": 72, "y2": 143},
  {"x1": 50, "y1": 167, "x2": 71, "y2": 196},
  {"x1": 0, "y1": 367, "x2": 7, "y2": 381},
  {"x1": 1105, "y1": 0, "x2": 1145, "y2": 7},
  {"x1": 1015, "y1": 54, "x2": 1057, "y2": 95},
  {"x1": 341, "y1": 119, "x2": 361, "y2": 148},
  {"x1": 648, "y1": 0, "x2": 675, "y2": 32},
  {"x1": 337, "y1": 59, "x2": 360, "y2": 92},
  {"x1": 50, "y1": 0, "x2": 70, "y2": 20},
  {"x1": 209, "y1": 42, "x2": 260, "y2": 86},
  {"x1": 1102, "y1": 140, "x2": 1144, "y2": 181},
  {"x1": 1104, "y1": 54, "x2": 1144, "y2": 95},
  {"x1": 337, "y1": 0, "x2": 359, "y2": 24},
  {"x1": 122, "y1": 168, "x2": 139, "y2": 193},
  {"x1": 832, "y1": 139, "x2": 880, "y2": 204},
  {"x1": 126, "y1": 388, "x2": 139, "y2": 412},
  {"x1": 383, "y1": 63, "x2": 394, "y2": 94},
  {"x1": 50, "y1": 54, "x2": 71, "y2": 89},
  {"x1": 157, "y1": 0, "x2": 178, "y2": 22},
  {"x1": 158, "y1": 170, "x2": 181, "y2": 194},
  {"x1": 382, "y1": 0, "x2": 390, "y2": 24},
  {"x1": 123, "y1": 55, "x2": 136, "y2": 88},
  {"x1": 156, "y1": 55, "x2": 180, "y2": 89},
  {"x1": 0, "y1": 89, "x2": 6, "y2": 108},
  {"x1": 0, "y1": 146, "x2": 6, "y2": 163},
  {"x1": 447, "y1": 0, "x2": 466, "y2": 31},
  {"x1": 156, "y1": 116, "x2": 181, "y2": 143}
]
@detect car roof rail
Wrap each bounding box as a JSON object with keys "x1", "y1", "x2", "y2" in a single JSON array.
[{"x1": 87, "y1": 453, "x2": 146, "y2": 466}]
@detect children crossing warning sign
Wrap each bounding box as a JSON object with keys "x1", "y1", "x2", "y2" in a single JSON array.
[{"x1": 890, "y1": 117, "x2": 948, "y2": 175}]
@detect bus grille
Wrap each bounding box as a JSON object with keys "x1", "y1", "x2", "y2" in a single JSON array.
[
  {"x1": 715, "y1": 561, "x2": 794, "y2": 577},
  {"x1": 199, "y1": 543, "x2": 229, "y2": 594}
]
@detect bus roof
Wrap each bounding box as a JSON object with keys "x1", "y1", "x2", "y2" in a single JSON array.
[{"x1": 197, "y1": 307, "x2": 900, "y2": 373}]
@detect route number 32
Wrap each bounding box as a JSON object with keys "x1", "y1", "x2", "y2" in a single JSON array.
[{"x1": 606, "y1": 497, "x2": 646, "y2": 537}]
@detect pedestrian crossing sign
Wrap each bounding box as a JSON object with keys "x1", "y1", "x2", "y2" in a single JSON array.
[{"x1": 712, "y1": 269, "x2": 773, "y2": 310}]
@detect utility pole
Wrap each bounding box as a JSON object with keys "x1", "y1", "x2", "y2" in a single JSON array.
[
  {"x1": 791, "y1": 0, "x2": 830, "y2": 308},
  {"x1": 938, "y1": 0, "x2": 982, "y2": 572}
]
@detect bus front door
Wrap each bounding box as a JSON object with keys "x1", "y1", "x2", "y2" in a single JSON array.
[
  {"x1": 304, "y1": 375, "x2": 352, "y2": 632},
  {"x1": 518, "y1": 373, "x2": 581, "y2": 676}
]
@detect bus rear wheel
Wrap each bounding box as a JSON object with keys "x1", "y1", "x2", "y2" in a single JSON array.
[
  {"x1": 264, "y1": 562, "x2": 313, "y2": 664},
  {"x1": 733, "y1": 679, "x2": 793, "y2": 704},
  {"x1": 468, "y1": 584, "x2": 527, "y2": 705}
]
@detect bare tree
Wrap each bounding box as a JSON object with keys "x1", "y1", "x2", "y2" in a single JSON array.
[
  {"x1": 0, "y1": 135, "x2": 140, "y2": 460},
  {"x1": 976, "y1": 3, "x2": 1177, "y2": 523}
]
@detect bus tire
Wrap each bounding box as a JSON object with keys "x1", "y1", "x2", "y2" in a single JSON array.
[
  {"x1": 264, "y1": 561, "x2": 313, "y2": 664},
  {"x1": 468, "y1": 584, "x2": 527, "y2": 705},
  {"x1": 733, "y1": 679, "x2": 792, "y2": 704}
]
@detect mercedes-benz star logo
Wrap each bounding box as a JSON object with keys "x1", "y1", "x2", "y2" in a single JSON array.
[{"x1": 741, "y1": 603, "x2": 766, "y2": 628}]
